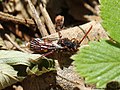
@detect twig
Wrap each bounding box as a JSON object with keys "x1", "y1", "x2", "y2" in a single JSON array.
[
  {"x1": 79, "y1": 25, "x2": 93, "y2": 44},
  {"x1": 83, "y1": 1, "x2": 98, "y2": 15},
  {"x1": 27, "y1": 0, "x2": 48, "y2": 37},
  {"x1": 5, "y1": 34, "x2": 27, "y2": 53},
  {"x1": 39, "y1": 2, "x2": 56, "y2": 34},
  {"x1": 0, "y1": 11, "x2": 35, "y2": 25},
  {"x1": 57, "y1": 74, "x2": 81, "y2": 85}
]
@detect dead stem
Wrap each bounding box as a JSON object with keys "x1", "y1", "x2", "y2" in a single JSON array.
[
  {"x1": 0, "y1": 11, "x2": 35, "y2": 25},
  {"x1": 27, "y1": 0, "x2": 48, "y2": 37},
  {"x1": 39, "y1": 2, "x2": 56, "y2": 34},
  {"x1": 5, "y1": 34, "x2": 27, "y2": 53},
  {"x1": 57, "y1": 74, "x2": 81, "y2": 85}
]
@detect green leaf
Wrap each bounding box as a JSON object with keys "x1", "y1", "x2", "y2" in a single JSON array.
[
  {"x1": 0, "y1": 0, "x2": 3, "y2": 2},
  {"x1": 0, "y1": 50, "x2": 41, "y2": 66},
  {"x1": 27, "y1": 65, "x2": 55, "y2": 76},
  {"x1": 0, "y1": 64, "x2": 18, "y2": 89},
  {"x1": 71, "y1": 40, "x2": 120, "y2": 88},
  {"x1": 100, "y1": 0, "x2": 120, "y2": 42},
  {"x1": 26, "y1": 65, "x2": 39, "y2": 75},
  {"x1": 27, "y1": 58, "x2": 55, "y2": 76}
]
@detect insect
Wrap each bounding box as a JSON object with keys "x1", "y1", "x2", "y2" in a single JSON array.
[{"x1": 28, "y1": 25, "x2": 92, "y2": 55}]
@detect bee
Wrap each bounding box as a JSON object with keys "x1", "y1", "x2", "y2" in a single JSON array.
[
  {"x1": 27, "y1": 25, "x2": 92, "y2": 69},
  {"x1": 28, "y1": 25, "x2": 92, "y2": 54}
]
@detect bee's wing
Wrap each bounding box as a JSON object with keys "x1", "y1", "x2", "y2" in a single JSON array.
[
  {"x1": 52, "y1": 42, "x2": 63, "y2": 49},
  {"x1": 42, "y1": 37, "x2": 59, "y2": 41}
]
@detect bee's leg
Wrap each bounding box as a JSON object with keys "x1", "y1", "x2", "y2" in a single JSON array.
[
  {"x1": 58, "y1": 31, "x2": 62, "y2": 39},
  {"x1": 41, "y1": 50, "x2": 55, "y2": 57}
]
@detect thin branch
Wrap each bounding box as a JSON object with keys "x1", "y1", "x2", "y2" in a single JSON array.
[
  {"x1": 5, "y1": 34, "x2": 27, "y2": 53},
  {"x1": 79, "y1": 25, "x2": 93, "y2": 44},
  {"x1": 27, "y1": 0, "x2": 48, "y2": 37},
  {"x1": 0, "y1": 11, "x2": 35, "y2": 25},
  {"x1": 57, "y1": 74, "x2": 81, "y2": 85},
  {"x1": 83, "y1": 1, "x2": 98, "y2": 15},
  {"x1": 39, "y1": 3, "x2": 56, "y2": 34}
]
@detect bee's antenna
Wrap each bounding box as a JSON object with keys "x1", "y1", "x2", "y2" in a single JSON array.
[{"x1": 79, "y1": 25, "x2": 93, "y2": 44}]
